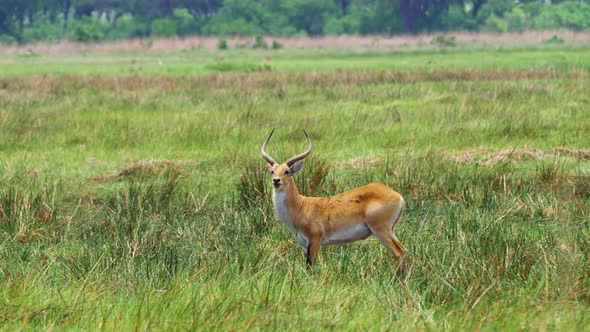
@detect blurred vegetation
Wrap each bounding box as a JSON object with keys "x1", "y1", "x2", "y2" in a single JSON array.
[{"x1": 1, "y1": 0, "x2": 590, "y2": 44}]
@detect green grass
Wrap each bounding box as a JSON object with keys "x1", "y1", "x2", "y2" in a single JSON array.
[
  {"x1": 0, "y1": 45, "x2": 589, "y2": 330},
  {"x1": 2, "y1": 45, "x2": 590, "y2": 76}
]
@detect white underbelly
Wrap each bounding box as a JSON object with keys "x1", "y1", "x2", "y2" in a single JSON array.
[
  {"x1": 321, "y1": 223, "x2": 371, "y2": 245},
  {"x1": 295, "y1": 232, "x2": 309, "y2": 247}
]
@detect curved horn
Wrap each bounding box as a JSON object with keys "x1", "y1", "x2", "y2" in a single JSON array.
[
  {"x1": 261, "y1": 129, "x2": 278, "y2": 166},
  {"x1": 285, "y1": 129, "x2": 312, "y2": 167}
]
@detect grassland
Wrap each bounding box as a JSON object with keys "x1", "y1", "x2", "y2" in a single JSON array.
[
  {"x1": 0, "y1": 42, "x2": 589, "y2": 330},
  {"x1": 2, "y1": 42, "x2": 590, "y2": 76}
]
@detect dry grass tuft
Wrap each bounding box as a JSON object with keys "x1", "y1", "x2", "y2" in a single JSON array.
[
  {"x1": 553, "y1": 147, "x2": 590, "y2": 160},
  {"x1": 478, "y1": 148, "x2": 545, "y2": 166},
  {"x1": 335, "y1": 147, "x2": 590, "y2": 170},
  {"x1": 449, "y1": 147, "x2": 590, "y2": 166},
  {"x1": 88, "y1": 160, "x2": 179, "y2": 182},
  {"x1": 333, "y1": 156, "x2": 382, "y2": 169},
  {"x1": 448, "y1": 148, "x2": 488, "y2": 164}
]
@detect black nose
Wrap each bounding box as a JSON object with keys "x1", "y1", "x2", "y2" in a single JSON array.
[{"x1": 273, "y1": 178, "x2": 281, "y2": 184}]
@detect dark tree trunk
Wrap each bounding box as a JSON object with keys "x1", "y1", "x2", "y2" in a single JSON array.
[
  {"x1": 472, "y1": 0, "x2": 487, "y2": 17},
  {"x1": 163, "y1": 0, "x2": 173, "y2": 16},
  {"x1": 339, "y1": 0, "x2": 351, "y2": 15},
  {"x1": 62, "y1": 0, "x2": 72, "y2": 34},
  {"x1": 0, "y1": 11, "x2": 20, "y2": 43},
  {"x1": 18, "y1": 15, "x2": 24, "y2": 43},
  {"x1": 399, "y1": 0, "x2": 419, "y2": 34},
  {"x1": 111, "y1": 11, "x2": 123, "y2": 29},
  {"x1": 27, "y1": 9, "x2": 34, "y2": 26},
  {"x1": 43, "y1": 6, "x2": 56, "y2": 24}
]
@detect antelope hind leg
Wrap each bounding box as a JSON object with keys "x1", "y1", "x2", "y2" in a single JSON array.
[{"x1": 368, "y1": 224, "x2": 408, "y2": 275}]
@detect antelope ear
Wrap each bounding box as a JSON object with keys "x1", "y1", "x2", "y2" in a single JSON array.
[{"x1": 290, "y1": 162, "x2": 303, "y2": 174}]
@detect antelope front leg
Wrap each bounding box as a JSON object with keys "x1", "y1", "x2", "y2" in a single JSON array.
[{"x1": 305, "y1": 235, "x2": 321, "y2": 267}]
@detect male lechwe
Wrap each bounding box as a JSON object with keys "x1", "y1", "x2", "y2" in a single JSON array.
[{"x1": 261, "y1": 129, "x2": 407, "y2": 274}]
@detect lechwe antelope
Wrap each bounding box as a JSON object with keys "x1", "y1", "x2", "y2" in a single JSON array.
[{"x1": 261, "y1": 129, "x2": 407, "y2": 273}]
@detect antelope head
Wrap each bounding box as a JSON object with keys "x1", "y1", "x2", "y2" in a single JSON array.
[{"x1": 261, "y1": 129, "x2": 312, "y2": 191}]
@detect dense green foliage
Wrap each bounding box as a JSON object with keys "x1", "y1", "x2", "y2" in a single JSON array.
[
  {"x1": 1, "y1": 0, "x2": 590, "y2": 43},
  {"x1": 0, "y1": 45, "x2": 589, "y2": 329}
]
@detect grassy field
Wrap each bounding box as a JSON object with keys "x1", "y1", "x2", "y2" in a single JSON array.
[
  {"x1": 1, "y1": 42, "x2": 589, "y2": 330},
  {"x1": 2, "y1": 43, "x2": 590, "y2": 76}
]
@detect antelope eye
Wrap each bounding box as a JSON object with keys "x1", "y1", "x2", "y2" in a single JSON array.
[
  {"x1": 284, "y1": 169, "x2": 290, "y2": 175},
  {"x1": 269, "y1": 169, "x2": 274, "y2": 174}
]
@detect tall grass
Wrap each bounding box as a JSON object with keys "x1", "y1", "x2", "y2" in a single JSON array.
[
  {"x1": 1, "y1": 152, "x2": 588, "y2": 329},
  {"x1": 0, "y1": 53, "x2": 589, "y2": 329}
]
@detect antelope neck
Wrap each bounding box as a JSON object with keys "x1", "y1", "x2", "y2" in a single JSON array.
[
  {"x1": 276, "y1": 178, "x2": 302, "y2": 208},
  {"x1": 272, "y1": 178, "x2": 304, "y2": 231}
]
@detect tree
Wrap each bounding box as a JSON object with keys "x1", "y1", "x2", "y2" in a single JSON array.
[
  {"x1": 12, "y1": 0, "x2": 31, "y2": 42},
  {"x1": 282, "y1": 0, "x2": 337, "y2": 35},
  {"x1": 356, "y1": 0, "x2": 403, "y2": 34},
  {"x1": 174, "y1": 0, "x2": 223, "y2": 17},
  {"x1": 335, "y1": 0, "x2": 352, "y2": 15},
  {"x1": 74, "y1": 0, "x2": 94, "y2": 18},
  {"x1": 476, "y1": 0, "x2": 514, "y2": 23},
  {"x1": 398, "y1": 0, "x2": 455, "y2": 34},
  {"x1": 0, "y1": 2, "x2": 18, "y2": 41},
  {"x1": 471, "y1": 0, "x2": 488, "y2": 17},
  {"x1": 93, "y1": 0, "x2": 133, "y2": 28},
  {"x1": 203, "y1": 0, "x2": 269, "y2": 35},
  {"x1": 0, "y1": 0, "x2": 41, "y2": 43},
  {"x1": 48, "y1": 0, "x2": 75, "y2": 34}
]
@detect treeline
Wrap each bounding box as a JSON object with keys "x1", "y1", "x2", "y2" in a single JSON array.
[{"x1": 1, "y1": 0, "x2": 590, "y2": 44}]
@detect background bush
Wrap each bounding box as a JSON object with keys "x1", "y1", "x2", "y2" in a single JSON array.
[{"x1": 1, "y1": 1, "x2": 590, "y2": 43}]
